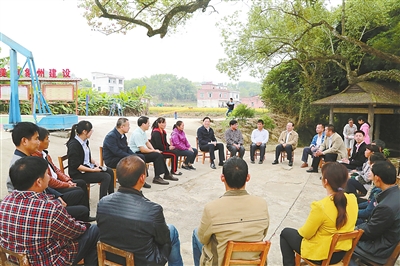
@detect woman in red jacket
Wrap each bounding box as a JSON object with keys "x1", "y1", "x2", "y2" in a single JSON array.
[{"x1": 150, "y1": 117, "x2": 181, "y2": 178}]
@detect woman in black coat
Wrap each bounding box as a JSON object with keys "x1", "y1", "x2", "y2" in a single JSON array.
[{"x1": 67, "y1": 120, "x2": 113, "y2": 199}]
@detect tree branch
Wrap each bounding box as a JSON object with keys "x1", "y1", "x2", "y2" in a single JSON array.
[{"x1": 94, "y1": 0, "x2": 213, "y2": 38}]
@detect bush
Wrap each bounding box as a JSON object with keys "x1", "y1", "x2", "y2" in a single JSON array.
[
  {"x1": 231, "y1": 104, "x2": 255, "y2": 120},
  {"x1": 260, "y1": 114, "x2": 276, "y2": 130}
]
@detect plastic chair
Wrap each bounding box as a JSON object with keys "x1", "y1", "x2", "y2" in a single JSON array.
[
  {"x1": 222, "y1": 240, "x2": 271, "y2": 266},
  {"x1": 97, "y1": 241, "x2": 134, "y2": 266},
  {"x1": 196, "y1": 137, "x2": 211, "y2": 164},
  {"x1": 99, "y1": 147, "x2": 117, "y2": 188},
  {"x1": 0, "y1": 246, "x2": 30, "y2": 266},
  {"x1": 295, "y1": 229, "x2": 364, "y2": 266}
]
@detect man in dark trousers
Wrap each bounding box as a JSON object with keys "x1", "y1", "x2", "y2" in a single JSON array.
[
  {"x1": 197, "y1": 117, "x2": 225, "y2": 169},
  {"x1": 340, "y1": 130, "x2": 367, "y2": 170}
]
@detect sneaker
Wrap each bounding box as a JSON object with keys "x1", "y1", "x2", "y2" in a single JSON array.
[
  {"x1": 164, "y1": 174, "x2": 179, "y2": 181},
  {"x1": 153, "y1": 176, "x2": 169, "y2": 185},
  {"x1": 188, "y1": 165, "x2": 196, "y2": 170},
  {"x1": 143, "y1": 182, "x2": 151, "y2": 188},
  {"x1": 272, "y1": 160, "x2": 279, "y2": 165},
  {"x1": 251, "y1": 160, "x2": 255, "y2": 164},
  {"x1": 258, "y1": 160, "x2": 263, "y2": 164}
]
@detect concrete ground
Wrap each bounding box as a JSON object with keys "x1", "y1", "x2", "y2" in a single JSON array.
[{"x1": 1, "y1": 115, "x2": 398, "y2": 265}]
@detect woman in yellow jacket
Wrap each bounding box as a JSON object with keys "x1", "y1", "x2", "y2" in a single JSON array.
[{"x1": 280, "y1": 162, "x2": 358, "y2": 265}]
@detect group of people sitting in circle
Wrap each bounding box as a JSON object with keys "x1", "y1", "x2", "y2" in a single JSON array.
[{"x1": 0, "y1": 115, "x2": 399, "y2": 266}]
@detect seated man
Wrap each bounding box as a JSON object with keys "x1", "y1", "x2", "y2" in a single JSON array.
[
  {"x1": 32, "y1": 127, "x2": 94, "y2": 222},
  {"x1": 103, "y1": 117, "x2": 149, "y2": 188},
  {"x1": 0, "y1": 157, "x2": 99, "y2": 265},
  {"x1": 341, "y1": 130, "x2": 367, "y2": 170},
  {"x1": 96, "y1": 155, "x2": 183, "y2": 266},
  {"x1": 352, "y1": 161, "x2": 400, "y2": 265},
  {"x1": 301, "y1": 124, "x2": 325, "y2": 168},
  {"x1": 225, "y1": 119, "x2": 245, "y2": 159},
  {"x1": 307, "y1": 124, "x2": 347, "y2": 173},
  {"x1": 197, "y1": 116, "x2": 225, "y2": 169},
  {"x1": 250, "y1": 119, "x2": 269, "y2": 164},
  {"x1": 272, "y1": 122, "x2": 298, "y2": 166},
  {"x1": 7, "y1": 122, "x2": 90, "y2": 221},
  {"x1": 129, "y1": 116, "x2": 172, "y2": 185},
  {"x1": 192, "y1": 157, "x2": 269, "y2": 266}
]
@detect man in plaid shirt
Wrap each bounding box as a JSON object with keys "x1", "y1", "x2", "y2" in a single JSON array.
[{"x1": 0, "y1": 157, "x2": 99, "y2": 265}]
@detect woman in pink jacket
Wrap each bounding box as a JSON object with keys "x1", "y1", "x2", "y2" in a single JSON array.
[
  {"x1": 357, "y1": 116, "x2": 370, "y2": 144},
  {"x1": 170, "y1": 121, "x2": 198, "y2": 170}
]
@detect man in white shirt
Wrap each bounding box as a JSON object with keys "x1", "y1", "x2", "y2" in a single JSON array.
[
  {"x1": 250, "y1": 119, "x2": 269, "y2": 164},
  {"x1": 343, "y1": 118, "x2": 357, "y2": 152},
  {"x1": 300, "y1": 124, "x2": 325, "y2": 168}
]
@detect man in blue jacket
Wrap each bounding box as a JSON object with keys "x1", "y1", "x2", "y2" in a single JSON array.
[{"x1": 300, "y1": 124, "x2": 325, "y2": 168}]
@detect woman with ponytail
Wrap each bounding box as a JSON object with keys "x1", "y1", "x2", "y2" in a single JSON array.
[
  {"x1": 66, "y1": 120, "x2": 114, "y2": 200},
  {"x1": 280, "y1": 162, "x2": 358, "y2": 265}
]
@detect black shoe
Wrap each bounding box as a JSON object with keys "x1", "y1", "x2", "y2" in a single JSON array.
[
  {"x1": 87, "y1": 216, "x2": 96, "y2": 222},
  {"x1": 218, "y1": 162, "x2": 224, "y2": 166},
  {"x1": 272, "y1": 160, "x2": 279, "y2": 165},
  {"x1": 182, "y1": 164, "x2": 190, "y2": 170},
  {"x1": 210, "y1": 162, "x2": 216, "y2": 169},
  {"x1": 251, "y1": 160, "x2": 255, "y2": 164},
  {"x1": 258, "y1": 160, "x2": 263, "y2": 164},
  {"x1": 153, "y1": 176, "x2": 169, "y2": 185},
  {"x1": 306, "y1": 168, "x2": 318, "y2": 173},
  {"x1": 143, "y1": 182, "x2": 151, "y2": 188},
  {"x1": 171, "y1": 171, "x2": 182, "y2": 176},
  {"x1": 188, "y1": 165, "x2": 196, "y2": 170},
  {"x1": 288, "y1": 161, "x2": 293, "y2": 167},
  {"x1": 164, "y1": 174, "x2": 179, "y2": 181}
]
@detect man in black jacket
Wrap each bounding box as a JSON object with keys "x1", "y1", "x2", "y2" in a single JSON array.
[
  {"x1": 96, "y1": 155, "x2": 183, "y2": 266},
  {"x1": 340, "y1": 130, "x2": 367, "y2": 170},
  {"x1": 351, "y1": 161, "x2": 400, "y2": 265},
  {"x1": 197, "y1": 117, "x2": 225, "y2": 169},
  {"x1": 102, "y1": 118, "x2": 149, "y2": 188}
]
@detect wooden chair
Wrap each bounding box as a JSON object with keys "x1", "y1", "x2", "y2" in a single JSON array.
[
  {"x1": 346, "y1": 148, "x2": 352, "y2": 158},
  {"x1": 357, "y1": 241, "x2": 400, "y2": 266},
  {"x1": 295, "y1": 229, "x2": 364, "y2": 266},
  {"x1": 0, "y1": 246, "x2": 30, "y2": 266},
  {"x1": 222, "y1": 240, "x2": 271, "y2": 266},
  {"x1": 280, "y1": 150, "x2": 295, "y2": 163},
  {"x1": 58, "y1": 155, "x2": 92, "y2": 199},
  {"x1": 99, "y1": 147, "x2": 117, "y2": 188},
  {"x1": 196, "y1": 137, "x2": 211, "y2": 164},
  {"x1": 97, "y1": 241, "x2": 135, "y2": 266}
]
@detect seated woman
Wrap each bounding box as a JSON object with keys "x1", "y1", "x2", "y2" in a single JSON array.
[
  {"x1": 67, "y1": 120, "x2": 114, "y2": 200},
  {"x1": 150, "y1": 117, "x2": 181, "y2": 178},
  {"x1": 346, "y1": 151, "x2": 386, "y2": 202},
  {"x1": 170, "y1": 120, "x2": 198, "y2": 170},
  {"x1": 280, "y1": 162, "x2": 357, "y2": 265}
]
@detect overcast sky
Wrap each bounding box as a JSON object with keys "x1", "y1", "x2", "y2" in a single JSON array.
[
  {"x1": 0, "y1": 0, "x2": 341, "y2": 83},
  {"x1": 0, "y1": 0, "x2": 257, "y2": 83}
]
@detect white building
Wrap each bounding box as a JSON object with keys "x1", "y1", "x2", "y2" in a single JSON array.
[{"x1": 91, "y1": 72, "x2": 124, "y2": 94}]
